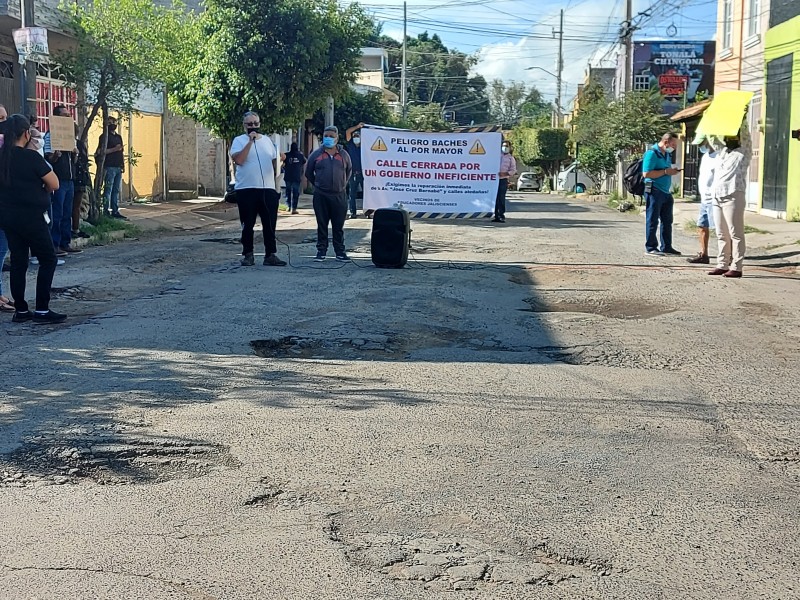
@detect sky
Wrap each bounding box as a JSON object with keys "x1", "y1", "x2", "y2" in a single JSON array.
[{"x1": 356, "y1": 0, "x2": 719, "y2": 107}]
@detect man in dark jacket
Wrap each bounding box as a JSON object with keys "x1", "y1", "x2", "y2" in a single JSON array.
[
  {"x1": 283, "y1": 142, "x2": 306, "y2": 214},
  {"x1": 305, "y1": 125, "x2": 352, "y2": 262},
  {"x1": 345, "y1": 129, "x2": 362, "y2": 219},
  {"x1": 44, "y1": 106, "x2": 81, "y2": 255}
]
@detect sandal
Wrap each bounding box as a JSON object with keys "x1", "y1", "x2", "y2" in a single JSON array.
[{"x1": 0, "y1": 301, "x2": 14, "y2": 313}]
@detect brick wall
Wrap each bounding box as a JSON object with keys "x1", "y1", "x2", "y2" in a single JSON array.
[{"x1": 197, "y1": 127, "x2": 226, "y2": 196}]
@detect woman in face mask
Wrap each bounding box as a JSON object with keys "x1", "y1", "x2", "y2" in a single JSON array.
[
  {"x1": 345, "y1": 129, "x2": 363, "y2": 219},
  {"x1": 0, "y1": 114, "x2": 66, "y2": 324},
  {"x1": 492, "y1": 140, "x2": 517, "y2": 223}
]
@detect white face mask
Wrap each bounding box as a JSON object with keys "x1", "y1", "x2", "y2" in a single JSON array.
[
  {"x1": 501, "y1": 146, "x2": 509, "y2": 154},
  {"x1": 666, "y1": 147, "x2": 674, "y2": 154},
  {"x1": 353, "y1": 137, "x2": 361, "y2": 146}
]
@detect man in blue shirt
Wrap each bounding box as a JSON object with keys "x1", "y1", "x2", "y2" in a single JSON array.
[{"x1": 642, "y1": 132, "x2": 682, "y2": 256}]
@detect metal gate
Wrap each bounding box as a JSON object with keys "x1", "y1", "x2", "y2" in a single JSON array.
[{"x1": 762, "y1": 54, "x2": 792, "y2": 213}]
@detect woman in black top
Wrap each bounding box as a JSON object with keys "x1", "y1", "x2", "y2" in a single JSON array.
[{"x1": 0, "y1": 114, "x2": 66, "y2": 324}]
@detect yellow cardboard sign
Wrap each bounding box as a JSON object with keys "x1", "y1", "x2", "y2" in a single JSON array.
[
  {"x1": 696, "y1": 90, "x2": 754, "y2": 138},
  {"x1": 371, "y1": 137, "x2": 388, "y2": 151}
]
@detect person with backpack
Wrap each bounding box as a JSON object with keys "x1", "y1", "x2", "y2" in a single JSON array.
[{"x1": 642, "y1": 133, "x2": 682, "y2": 256}]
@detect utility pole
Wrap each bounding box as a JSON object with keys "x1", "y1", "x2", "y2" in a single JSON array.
[
  {"x1": 401, "y1": 1, "x2": 407, "y2": 121},
  {"x1": 554, "y1": 9, "x2": 564, "y2": 128},
  {"x1": 325, "y1": 96, "x2": 334, "y2": 128},
  {"x1": 19, "y1": 0, "x2": 36, "y2": 116},
  {"x1": 619, "y1": 0, "x2": 634, "y2": 197}
]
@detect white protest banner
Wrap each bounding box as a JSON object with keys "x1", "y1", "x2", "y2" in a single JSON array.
[
  {"x1": 13, "y1": 27, "x2": 49, "y2": 64},
  {"x1": 360, "y1": 128, "x2": 502, "y2": 217}
]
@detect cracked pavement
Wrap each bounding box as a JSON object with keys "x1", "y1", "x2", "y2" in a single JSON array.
[{"x1": 1, "y1": 193, "x2": 799, "y2": 599}]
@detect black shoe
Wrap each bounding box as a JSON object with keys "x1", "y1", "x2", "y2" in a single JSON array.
[
  {"x1": 32, "y1": 310, "x2": 67, "y2": 324},
  {"x1": 74, "y1": 230, "x2": 91, "y2": 239},
  {"x1": 350, "y1": 213, "x2": 358, "y2": 219},
  {"x1": 687, "y1": 253, "x2": 709, "y2": 264},
  {"x1": 662, "y1": 248, "x2": 682, "y2": 256},
  {"x1": 111, "y1": 212, "x2": 128, "y2": 220},
  {"x1": 12, "y1": 311, "x2": 32, "y2": 323},
  {"x1": 240, "y1": 253, "x2": 255, "y2": 266},
  {"x1": 336, "y1": 253, "x2": 350, "y2": 262},
  {"x1": 491, "y1": 217, "x2": 502, "y2": 223},
  {"x1": 263, "y1": 254, "x2": 287, "y2": 266},
  {"x1": 498, "y1": 217, "x2": 506, "y2": 223},
  {"x1": 645, "y1": 249, "x2": 664, "y2": 256},
  {"x1": 314, "y1": 252, "x2": 326, "y2": 262}
]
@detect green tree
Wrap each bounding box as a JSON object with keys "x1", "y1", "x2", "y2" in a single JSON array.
[
  {"x1": 489, "y1": 80, "x2": 550, "y2": 127},
  {"x1": 571, "y1": 83, "x2": 670, "y2": 185},
  {"x1": 376, "y1": 32, "x2": 490, "y2": 125},
  {"x1": 310, "y1": 90, "x2": 393, "y2": 135},
  {"x1": 54, "y1": 0, "x2": 192, "y2": 220},
  {"x1": 403, "y1": 103, "x2": 450, "y2": 131},
  {"x1": 509, "y1": 127, "x2": 568, "y2": 180},
  {"x1": 168, "y1": 0, "x2": 372, "y2": 141}
]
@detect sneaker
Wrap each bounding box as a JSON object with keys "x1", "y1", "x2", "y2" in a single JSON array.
[
  {"x1": 30, "y1": 257, "x2": 39, "y2": 265},
  {"x1": 662, "y1": 248, "x2": 682, "y2": 256},
  {"x1": 60, "y1": 246, "x2": 83, "y2": 254},
  {"x1": 350, "y1": 213, "x2": 358, "y2": 219},
  {"x1": 491, "y1": 217, "x2": 502, "y2": 223},
  {"x1": 645, "y1": 249, "x2": 664, "y2": 256},
  {"x1": 687, "y1": 253, "x2": 709, "y2": 264},
  {"x1": 111, "y1": 212, "x2": 128, "y2": 220},
  {"x1": 723, "y1": 270, "x2": 743, "y2": 278},
  {"x1": 55, "y1": 248, "x2": 68, "y2": 257},
  {"x1": 56, "y1": 259, "x2": 66, "y2": 267},
  {"x1": 314, "y1": 252, "x2": 326, "y2": 262},
  {"x1": 12, "y1": 311, "x2": 32, "y2": 323},
  {"x1": 240, "y1": 253, "x2": 255, "y2": 266},
  {"x1": 73, "y1": 230, "x2": 91, "y2": 239},
  {"x1": 263, "y1": 254, "x2": 287, "y2": 266},
  {"x1": 336, "y1": 253, "x2": 350, "y2": 262},
  {"x1": 32, "y1": 310, "x2": 67, "y2": 324}
]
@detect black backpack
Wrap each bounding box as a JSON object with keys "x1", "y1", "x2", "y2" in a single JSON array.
[{"x1": 623, "y1": 158, "x2": 645, "y2": 196}]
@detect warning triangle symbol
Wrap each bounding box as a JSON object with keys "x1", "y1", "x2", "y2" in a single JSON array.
[
  {"x1": 469, "y1": 140, "x2": 486, "y2": 155},
  {"x1": 371, "y1": 137, "x2": 388, "y2": 151}
]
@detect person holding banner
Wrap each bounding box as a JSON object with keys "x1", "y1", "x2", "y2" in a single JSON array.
[
  {"x1": 492, "y1": 140, "x2": 517, "y2": 223},
  {"x1": 305, "y1": 125, "x2": 352, "y2": 262},
  {"x1": 44, "y1": 106, "x2": 81, "y2": 255}
]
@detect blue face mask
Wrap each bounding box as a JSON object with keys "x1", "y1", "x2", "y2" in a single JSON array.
[
  {"x1": 666, "y1": 147, "x2": 674, "y2": 154},
  {"x1": 323, "y1": 137, "x2": 336, "y2": 149},
  {"x1": 699, "y1": 146, "x2": 709, "y2": 154}
]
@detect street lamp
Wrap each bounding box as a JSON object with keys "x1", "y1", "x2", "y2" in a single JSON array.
[{"x1": 525, "y1": 66, "x2": 561, "y2": 127}]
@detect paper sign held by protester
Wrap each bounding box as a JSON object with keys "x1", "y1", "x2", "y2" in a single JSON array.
[
  {"x1": 695, "y1": 90, "x2": 754, "y2": 140},
  {"x1": 360, "y1": 127, "x2": 502, "y2": 215},
  {"x1": 48, "y1": 116, "x2": 76, "y2": 152}
]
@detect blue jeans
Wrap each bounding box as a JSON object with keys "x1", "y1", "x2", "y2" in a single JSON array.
[
  {"x1": 348, "y1": 172, "x2": 363, "y2": 216},
  {"x1": 0, "y1": 228, "x2": 8, "y2": 298},
  {"x1": 103, "y1": 167, "x2": 123, "y2": 214},
  {"x1": 645, "y1": 188, "x2": 674, "y2": 252},
  {"x1": 50, "y1": 179, "x2": 75, "y2": 249},
  {"x1": 285, "y1": 180, "x2": 301, "y2": 210}
]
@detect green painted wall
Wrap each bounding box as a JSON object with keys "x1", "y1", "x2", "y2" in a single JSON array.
[{"x1": 764, "y1": 17, "x2": 800, "y2": 220}]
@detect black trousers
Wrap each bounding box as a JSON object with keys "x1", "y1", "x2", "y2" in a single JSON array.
[
  {"x1": 494, "y1": 178, "x2": 509, "y2": 219},
  {"x1": 0, "y1": 209, "x2": 57, "y2": 312},
  {"x1": 313, "y1": 190, "x2": 347, "y2": 255},
  {"x1": 237, "y1": 188, "x2": 279, "y2": 256}
]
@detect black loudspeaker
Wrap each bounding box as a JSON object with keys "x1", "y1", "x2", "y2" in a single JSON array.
[{"x1": 371, "y1": 208, "x2": 411, "y2": 268}]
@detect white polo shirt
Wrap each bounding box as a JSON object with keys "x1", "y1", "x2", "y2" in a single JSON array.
[{"x1": 230, "y1": 134, "x2": 277, "y2": 190}]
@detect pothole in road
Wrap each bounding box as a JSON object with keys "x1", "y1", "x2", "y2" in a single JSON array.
[
  {"x1": 0, "y1": 434, "x2": 240, "y2": 487},
  {"x1": 243, "y1": 477, "x2": 319, "y2": 509},
  {"x1": 521, "y1": 297, "x2": 674, "y2": 320},
  {"x1": 50, "y1": 286, "x2": 115, "y2": 303},
  {"x1": 327, "y1": 524, "x2": 613, "y2": 591},
  {"x1": 539, "y1": 343, "x2": 681, "y2": 370}
]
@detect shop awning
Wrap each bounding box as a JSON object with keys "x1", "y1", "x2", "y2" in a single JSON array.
[
  {"x1": 695, "y1": 90, "x2": 754, "y2": 138},
  {"x1": 670, "y1": 99, "x2": 712, "y2": 123}
]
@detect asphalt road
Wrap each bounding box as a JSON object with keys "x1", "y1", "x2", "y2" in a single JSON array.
[{"x1": 1, "y1": 193, "x2": 798, "y2": 599}]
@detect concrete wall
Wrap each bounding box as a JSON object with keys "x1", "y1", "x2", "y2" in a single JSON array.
[{"x1": 164, "y1": 111, "x2": 198, "y2": 192}]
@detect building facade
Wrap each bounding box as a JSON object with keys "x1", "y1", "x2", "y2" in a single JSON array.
[
  {"x1": 714, "y1": 0, "x2": 769, "y2": 212},
  {"x1": 761, "y1": 2, "x2": 800, "y2": 220}
]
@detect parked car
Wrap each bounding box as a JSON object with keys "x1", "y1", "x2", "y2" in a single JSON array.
[
  {"x1": 556, "y1": 163, "x2": 594, "y2": 193},
  {"x1": 516, "y1": 171, "x2": 542, "y2": 192}
]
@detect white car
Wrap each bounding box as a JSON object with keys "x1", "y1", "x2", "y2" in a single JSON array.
[
  {"x1": 557, "y1": 163, "x2": 593, "y2": 193},
  {"x1": 516, "y1": 172, "x2": 542, "y2": 192}
]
